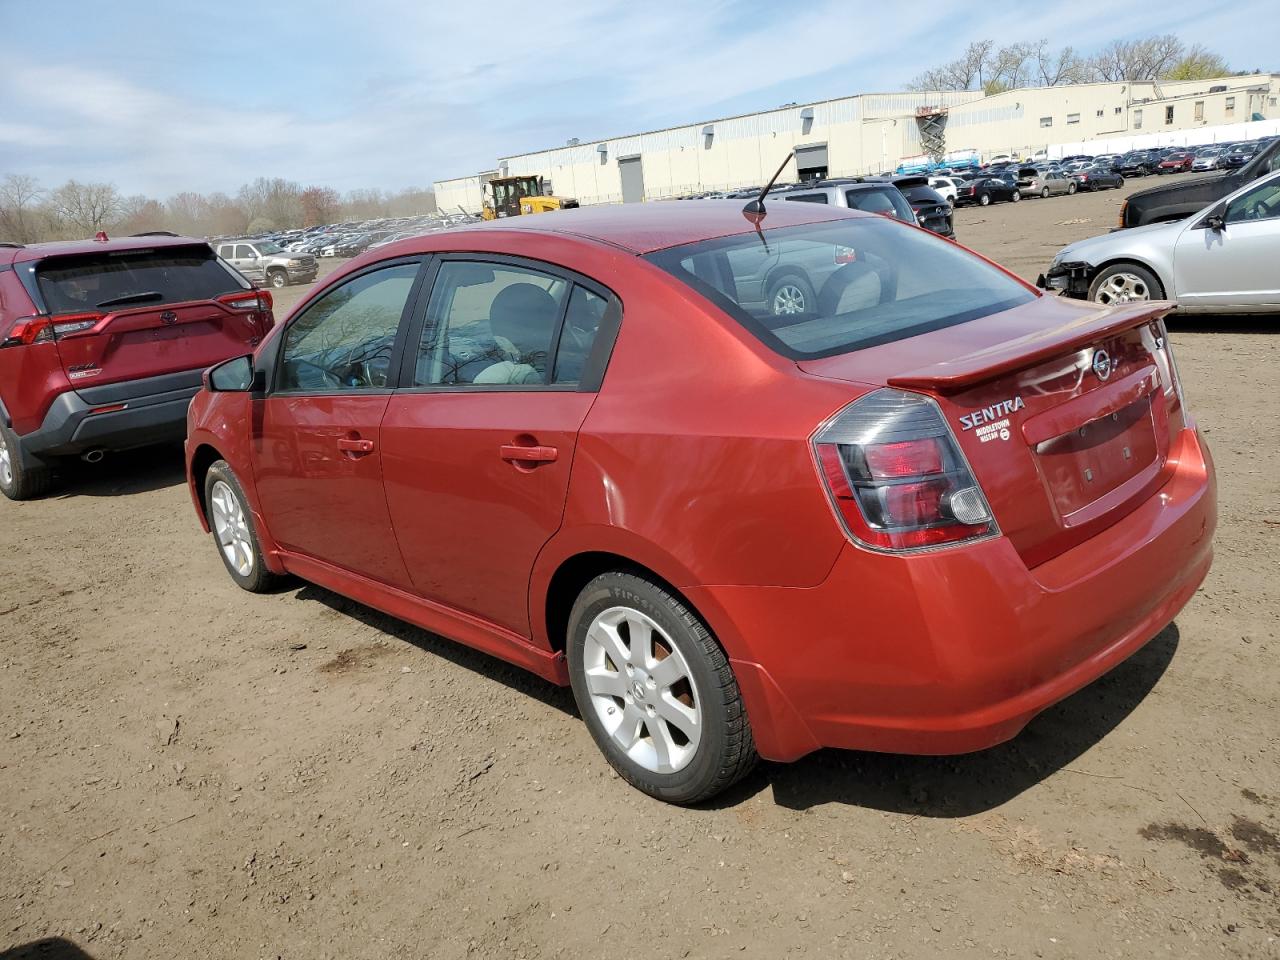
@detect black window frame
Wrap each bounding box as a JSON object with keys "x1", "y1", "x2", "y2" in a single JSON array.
[
  {"x1": 266, "y1": 255, "x2": 430, "y2": 398},
  {"x1": 393, "y1": 252, "x2": 622, "y2": 395}
]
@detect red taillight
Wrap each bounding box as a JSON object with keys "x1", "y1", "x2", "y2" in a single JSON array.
[
  {"x1": 218, "y1": 290, "x2": 273, "y2": 312},
  {"x1": 5, "y1": 313, "x2": 103, "y2": 346},
  {"x1": 218, "y1": 290, "x2": 274, "y2": 333},
  {"x1": 813, "y1": 389, "x2": 996, "y2": 552}
]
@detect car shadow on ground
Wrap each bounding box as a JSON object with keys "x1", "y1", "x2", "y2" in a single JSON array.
[
  {"x1": 713, "y1": 623, "x2": 1181, "y2": 817},
  {"x1": 292, "y1": 582, "x2": 577, "y2": 718},
  {"x1": 295, "y1": 575, "x2": 1178, "y2": 816},
  {"x1": 47, "y1": 443, "x2": 186, "y2": 499},
  {"x1": 0, "y1": 939, "x2": 98, "y2": 960}
]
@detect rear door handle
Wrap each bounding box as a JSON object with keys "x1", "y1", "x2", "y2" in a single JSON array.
[
  {"x1": 338, "y1": 438, "x2": 375, "y2": 454},
  {"x1": 500, "y1": 443, "x2": 558, "y2": 464}
]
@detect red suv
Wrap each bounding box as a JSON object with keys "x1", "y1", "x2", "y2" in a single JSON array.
[
  {"x1": 0, "y1": 233, "x2": 272, "y2": 499},
  {"x1": 185, "y1": 202, "x2": 1216, "y2": 804}
]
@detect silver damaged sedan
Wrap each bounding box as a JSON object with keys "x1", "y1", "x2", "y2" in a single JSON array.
[{"x1": 1041, "y1": 170, "x2": 1280, "y2": 312}]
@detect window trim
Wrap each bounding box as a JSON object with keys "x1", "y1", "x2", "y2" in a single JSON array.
[
  {"x1": 267, "y1": 255, "x2": 430, "y2": 398},
  {"x1": 392, "y1": 252, "x2": 622, "y2": 395}
]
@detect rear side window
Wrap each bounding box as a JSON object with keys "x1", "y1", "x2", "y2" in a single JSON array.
[
  {"x1": 35, "y1": 245, "x2": 246, "y2": 316},
  {"x1": 783, "y1": 193, "x2": 829, "y2": 205},
  {"x1": 845, "y1": 188, "x2": 913, "y2": 222},
  {"x1": 646, "y1": 217, "x2": 1034, "y2": 359},
  {"x1": 413, "y1": 261, "x2": 569, "y2": 387}
]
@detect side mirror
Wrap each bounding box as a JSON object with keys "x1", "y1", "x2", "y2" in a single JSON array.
[
  {"x1": 204, "y1": 355, "x2": 262, "y2": 393},
  {"x1": 1205, "y1": 213, "x2": 1226, "y2": 232}
]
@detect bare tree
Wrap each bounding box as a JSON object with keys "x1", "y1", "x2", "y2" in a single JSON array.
[
  {"x1": 0, "y1": 174, "x2": 44, "y2": 243},
  {"x1": 1085, "y1": 34, "x2": 1188, "y2": 82},
  {"x1": 1033, "y1": 40, "x2": 1084, "y2": 86},
  {"x1": 115, "y1": 195, "x2": 167, "y2": 235},
  {"x1": 300, "y1": 186, "x2": 341, "y2": 227},
  {"x1": 987, "y1": 41, "x2": 1035, "y2": 92},
  {"x1": 48, "y1": 180, "x2": 122, "y2": 234}
]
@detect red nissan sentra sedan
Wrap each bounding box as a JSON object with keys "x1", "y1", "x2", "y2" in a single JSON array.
[{"x1": 185, "y1": 200, "x2": 1215, "y2": 804}]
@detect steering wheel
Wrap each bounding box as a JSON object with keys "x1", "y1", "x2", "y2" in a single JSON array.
[{"x1": 290, "y1": 358, "x2": 342, "y2": 391}]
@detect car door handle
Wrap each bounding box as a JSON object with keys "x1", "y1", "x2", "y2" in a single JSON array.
[
  {"x1": 337, "y1": 438, "x2": 375, "y2": 454},
  {"x1": 500, "y1": 443, "x2": 558, "y2": 464}
]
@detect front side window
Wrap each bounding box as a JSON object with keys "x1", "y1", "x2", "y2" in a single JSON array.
[
  {"x1": 235, "y1": 244, "x2": 256, "y2": 260},
  {"x1": 647, "y1": 217, "x2": 1034, "y2": 359},
  {"x1": 783, "y1": 193, "x2": 829, "y2": 204},
  {"x1": 413, "y1": 261, "x2": 569, "y2": 387},
  {"x1": 1225, "y1": 177, "x2": 1280, "y2": 224},
  {"x1": 278, "y1": 263, "x2": 419, "y2": 392}
]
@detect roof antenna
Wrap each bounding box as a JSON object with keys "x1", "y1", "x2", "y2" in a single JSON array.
[{"x1": 742, "y1": 151, "x2": 794, "y2": 223}]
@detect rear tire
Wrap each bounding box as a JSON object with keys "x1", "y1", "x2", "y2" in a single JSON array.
[
  {"x1": 567, "y1": 571, "x2": 758, "y2": 804},
  {"x1": 979, "y1": 192, "x2": 991, "y2": 206},
  {"x1": 0, "y1": 423, "x2": 53, "y2": 501},
  {"x1": 1040, "y1": 187, "x2": 1050, "y2": 199},
  {"x1": 766, "y1": 273, "x2": 816, "y2": 316},
  {"x1": 1009, "y1": 190, "x2": 1020, "y2": 203},
  {"x1": 203, "y1": 460, "x2": 280, "y2": 593}
]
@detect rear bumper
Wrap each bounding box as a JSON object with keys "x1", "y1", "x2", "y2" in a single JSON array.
[
  {"x1": 690, "y1": 426, "x2": 1216, "y2": 762},
  {"x1": 19, "y1": 368, "x2": 203, "y2": 458}
]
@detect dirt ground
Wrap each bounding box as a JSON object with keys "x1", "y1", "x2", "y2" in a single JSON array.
[{"x1": 2, "y1": 178, "x2": 1278, "y2": 960}]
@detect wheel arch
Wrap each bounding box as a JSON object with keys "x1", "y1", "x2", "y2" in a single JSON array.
[
  {"x1": 541, "y1": 550, "x2": 699, "y2": 657},
  {"x1": 188, "y1": 441, "x2": 225, "y2": 527},
  {"x1": 761, "y1": 265, "x2": 814, "y2": 302}
]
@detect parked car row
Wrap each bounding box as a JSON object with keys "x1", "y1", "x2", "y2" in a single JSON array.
[{"x1": 215, "y1": 213, "x2": 475, "y2": 270}]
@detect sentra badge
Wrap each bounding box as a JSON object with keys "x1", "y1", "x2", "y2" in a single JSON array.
[{"x1": 958, "y1": 396, "x2": 1024, "y2": 443}]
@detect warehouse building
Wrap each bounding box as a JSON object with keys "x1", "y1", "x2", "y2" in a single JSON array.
[{"x1": 434, "y1": 73, "x2": 1280, "y2": 212}]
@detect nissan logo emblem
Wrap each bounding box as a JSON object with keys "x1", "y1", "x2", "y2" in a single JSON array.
[{"x1": 1091, "y1": 349, "x2": 1112, "y2": 381}]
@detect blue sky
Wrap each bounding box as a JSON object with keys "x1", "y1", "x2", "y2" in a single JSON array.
[{"x1": 0, "y1": 0, "x2": 1273, "y2": 197}]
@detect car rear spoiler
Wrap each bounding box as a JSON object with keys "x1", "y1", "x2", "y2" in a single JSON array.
[{"x1": 886, "y1": 301, "x2": 1173, "y2": 393}]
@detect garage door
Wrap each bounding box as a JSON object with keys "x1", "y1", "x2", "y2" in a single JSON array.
[
  {"x1": 796, "y1": 143, "x2": 829, "y2": 181},
  {"x1": 619, "y1": 156, "x2": 645, "y2": 203}
]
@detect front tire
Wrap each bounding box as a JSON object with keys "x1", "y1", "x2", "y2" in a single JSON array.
[
  {"x1": 1067, "y1": 182, "x2": 1077, "y2": 195},
  {"x1": 0, "y1": 423, "x2": 52, "y2": 501},
  {"x1": 567, "y1": 572, "x2": 757, "y2": 804},
  {"x1": 203, "y1": 460, "x2": 279, "y2": 592},
  {"x1": 1088, "y1": 263, "x2": 1165, "y2": 305},
  {"x1": 268, "y1": 270, "x2": 288, "y2": 289}
]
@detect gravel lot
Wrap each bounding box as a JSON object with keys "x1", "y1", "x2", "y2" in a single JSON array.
[{"x1": 2, "y1": 177, "x2": 1277, "y2": 960}]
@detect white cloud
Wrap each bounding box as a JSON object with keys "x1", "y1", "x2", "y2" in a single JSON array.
[{"x1": 0, "y1": 0, "x2": 1270, "y2": 196}]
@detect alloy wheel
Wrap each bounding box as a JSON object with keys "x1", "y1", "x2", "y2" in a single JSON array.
[
  {"x1": 209, "y1": 479, "x2": 254, "y2": 577},
  {"x1": 1095, "y1": 273, "x2": 1152, "y2": 305},
  {"x1": 0, "y1": 433, "x2": 12, "y2": 487},
  {"x1": 581, "y1": 606, "x2": 702, "y2": 774},
  {"x1": 771, "y1": 283, "x2": 807, "y2": 315}
]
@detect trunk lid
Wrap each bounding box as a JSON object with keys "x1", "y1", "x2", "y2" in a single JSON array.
[
  {"x1": 31, "y1": 244, "x2": 270, "y2": 392},
  {"x1": 798, "y1": 294, "x2": 1184, "y2": 567}
]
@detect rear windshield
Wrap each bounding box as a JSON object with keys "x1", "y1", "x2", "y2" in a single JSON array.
[
  {"x1": 646, "y1": 217, "x2": 1034, "y2": 359},
  {"x1": 35, "y1": 245, "x2": 247, "y2": 315},
  {"x1": 898, "y1": 185, "x2": 946, "y2": 206}
]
